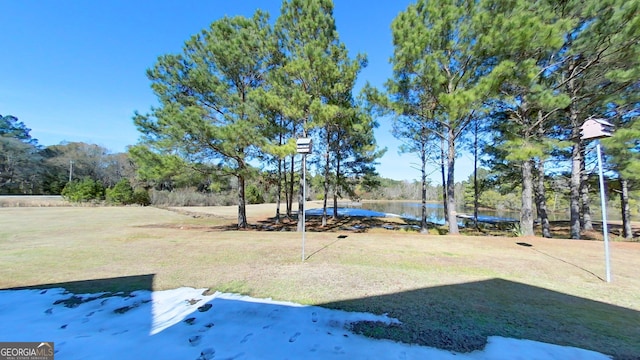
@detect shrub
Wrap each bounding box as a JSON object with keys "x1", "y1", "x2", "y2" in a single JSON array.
[
  {"x1": 132, "y1": 189, "x2": 151, "y2": 206},
  {"x1": 106, "y1": 179, "x2": 134, "y2": 205},
  {"x1": 62, "y1": 178, "x2": 105, "y2": 203},
  {"x1": 150, "y1": 188, "x2": 235, "y2": 206},
  {"x1": 246, "y1": 184, "x2": 264, "y2": 204}
]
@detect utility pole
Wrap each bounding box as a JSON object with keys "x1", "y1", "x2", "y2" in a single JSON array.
[{"x1": 69, "y1": 160, "x2": 74, "y2": 182}]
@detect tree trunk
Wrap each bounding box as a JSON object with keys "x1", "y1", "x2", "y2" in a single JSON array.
[
  {"x1": 275, "y1": 157, "x2": 282, "y2": 224},
  {"x1": 570, "y1": 140, "x2": 582, "y2": 239},
  {"x1": 620, "y1": 177, "x2": 632, "y2": 240},
  {"x1": 333, "y1": 153, "x2": 340, "y2": 219},
  {"x1": 297, "y1": 155, "x2": 305, "y2": 232},
  {"x1": 535, "y1": 158, "x2": 551, "y2": 238},
  {"x1": 283, "y1": 157, "x2": 290, "y2": 218},
  {"x1": 274, "y1": 120, "x2": 284, "y2": 224},
  {"x1": 420, "y1": 143, "x2": 428, "y2": 233},
  {"x1": 322, "y1": 143, "x2": 330, "y2": 227},
  {"x1": 520, "y1": 159, "x2": 534, "y2": 236},
  {"x1": 446, "y1": 129, "x2": 459, "y2": 234},
  {"x1": 440, "y1": 136, "x2": 448, "y2": 226},
  {"x1": 287, "y1": 155, "x2": 295, "y2": 218},
  {"x1": 237, "y1": 175, "x2": 247, "y2": 229},
  {"x1": 568, "y1": 58, "x2": 581, "y2": 240},
  {"x1": 473, "y1": 120, "x2": 479, "y2": 231},
  {"x1": 580, "y1": 146, "x2": 594, "y2": 231},
  {"x1": 535, "y1": 116, "x2": 551, "y2": 238}
]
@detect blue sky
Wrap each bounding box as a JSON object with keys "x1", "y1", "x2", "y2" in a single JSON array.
[{"x1": 1, "y1": 0, "x2": 474, "y2": 183}]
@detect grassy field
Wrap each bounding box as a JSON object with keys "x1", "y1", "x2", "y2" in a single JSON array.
[{"x1": 1, "y1": 205, "x2": 639, "y2": 359}]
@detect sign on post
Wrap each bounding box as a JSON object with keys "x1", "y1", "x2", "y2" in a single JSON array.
[
  {"x1": 296, "y1": 137, "x2": 312, "y2": 261},
  {"x1": 296, "y1": 138, "x2": 312, "y2": 154}
]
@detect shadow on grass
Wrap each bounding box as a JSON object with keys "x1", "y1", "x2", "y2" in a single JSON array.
[
  {"x1": 305, "y1": 235, "x2": 347, "y2": 260},
  {"x1": 2, "y1": 273, "x2": 638, "y2": 358},
  {"x1": 517, "y1": 242, "x2": 605, "y2": 281},
  {"x1": 546, "y1": 221, "x2": 640, "y2": 241},
  {"x1": 204, "y1": 215, "x2": 410, "y2": 233},
  {"x1": 3, "y1": 274, "x2": 155, "y2": 295},
  {"x1": 160, "y1": 206, "x2": 639, "y2": 241},
  {"x1": 321, "y1": 278, "x2": 640, "y2": 360}
]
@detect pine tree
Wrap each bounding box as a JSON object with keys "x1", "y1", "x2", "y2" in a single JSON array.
[
  {"x1": 602, "y1": 113, "x2": 640, "y2": 240},
  {"x1": 0, "y1": 114, "x2": 43, "y2": 194},
  {"x1": 133, "y1": 12, "x2": 274, "y2": 228},
  {"x1": 554, "y1": 0, "x2": 640, "y2": 239},
  {"x1": 387, "y1": 0, "x2": 503, "y2": 235},
  {"x1": 275, "y1": 0, "x2": 364, "y2": 231},
  {"x1": 475, "y1": 0, "x2": 572, "y2": 236}
]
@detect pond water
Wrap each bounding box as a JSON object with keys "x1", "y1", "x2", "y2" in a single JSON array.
[
  {"x1": 356, "y1": 201, "x2": 633, "y2": 223},
  {"x1": 357, "y1": 201, "x2": 523, "y2": 225},
  {"x1": 307, "y1": 201, "x2": 523, "y2": 225},
  {"x1": 308, "y1": 201, "x2": 626, "y2": 224}
]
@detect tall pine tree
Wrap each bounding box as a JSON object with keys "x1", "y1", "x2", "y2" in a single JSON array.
[
  {"x1": 275, "y1": 0, "x2": 365, "y2": 231},
  {"x1": 133, "y1": 12, "x2": 274, "y2": 228}
]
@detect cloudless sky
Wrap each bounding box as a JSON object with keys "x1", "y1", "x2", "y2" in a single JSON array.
[{"x1": 1, "y1": 0, "x2": 474, "y2": 183}]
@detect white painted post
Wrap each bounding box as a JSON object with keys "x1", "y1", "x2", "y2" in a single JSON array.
[
  {"x1": 581, "y1": 118, "x2": 614, "y2": 283},
  {"x1": 596, "y1": 142, "x2": 611, "y2": 282},
  {"x1": 302, "y1": 154, "x2": 306, "y2": 262},
  {"x1": 296, "y1": 138, "x2": 312, "y2": 262}
]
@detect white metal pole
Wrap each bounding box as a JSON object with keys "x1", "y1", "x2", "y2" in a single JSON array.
[
  {"x1": 596, "y1": 142, "x2": 611, "y2": 282},
  {"x1": 302, "y1": 154, "x2": 306, "y2": 262}
]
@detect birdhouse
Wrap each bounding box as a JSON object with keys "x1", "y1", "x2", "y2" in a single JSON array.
[
  {"x1": 296, "y1": 138, "x2": 312, "y2": 154},
  {"x1": 580, "y1": 118, "x2": 614, "y2": 140}
]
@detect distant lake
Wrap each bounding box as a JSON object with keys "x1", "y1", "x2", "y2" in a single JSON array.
[
  {"x1": 355, "y1": 201, "x2": 634, "y2": 223},
  {"x1": 308, "y1": 201, "x2": 627, "y2": 225},
  {"x1": 347, "y1": 201, "x2": 568, "y2": 225}
]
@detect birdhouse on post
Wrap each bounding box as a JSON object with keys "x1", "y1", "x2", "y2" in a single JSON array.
[
  {"x1": 581, "y1": 118, "x2": 614, "y2": 140},
  {"x1": 296, "y1": 138, "x2": 312, "y2": 154},
  {"x1": 580, "y1": 117, "x2": 615, "y2": 282}
]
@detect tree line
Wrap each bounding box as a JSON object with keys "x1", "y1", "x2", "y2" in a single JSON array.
[
  {"x1": 1, "y1": 108, "x2": 635, "y2": 236},
  {"x1": 3, "y1": 0, "x2": 638, "y2": 240},
  {"x1": 134, "y1": 0, "x2": 638, "y2": 237},
  {"x1": 364, "y1": 0, "x2": 639, "y2": 239},
  {"x1": 132, "y1": 0, "x2": 384, "y2": 229},
  {"x1": 0, "y1": 114, "x2": 135, "y2": 196}
]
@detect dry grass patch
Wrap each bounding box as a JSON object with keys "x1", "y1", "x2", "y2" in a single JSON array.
[
  {"x1": 1, "y1": 206, "x2": 639, "y2": 359},
  {"x1": 0, "y1": 195, "x2": 70, "y2": 207}
]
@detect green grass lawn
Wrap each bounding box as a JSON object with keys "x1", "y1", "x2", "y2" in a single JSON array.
[{"x1": 1, "y1": 206, "x2": 638, "y2": 359}]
